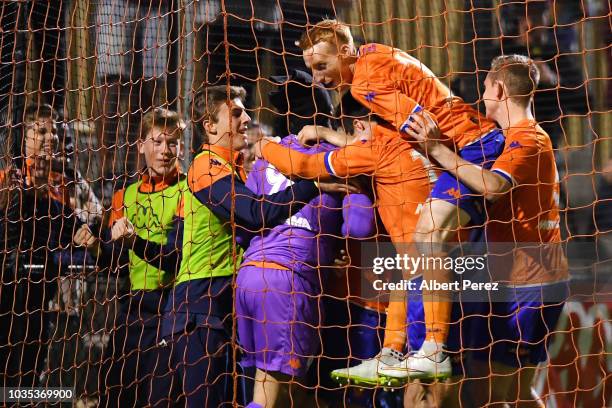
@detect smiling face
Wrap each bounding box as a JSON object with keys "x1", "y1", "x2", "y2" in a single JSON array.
[
  {"x1": 303, "y1": 41, "x2": 354, "y2": 90},
  {"x1": 206, "y1": 98, "x2": 251, "y2": 151},
  {"x1": 139, "y1": 126, "x2": 181, "y2": 178}
]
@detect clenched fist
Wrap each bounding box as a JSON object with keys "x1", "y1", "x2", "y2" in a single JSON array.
[{"x1": 111, "y1": 217, "x2": 136, "y2": 243}]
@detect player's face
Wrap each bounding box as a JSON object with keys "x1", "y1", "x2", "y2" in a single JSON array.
[
  {"x1": 213, "y1": 98, "x2": 251, "y2": 151},
  {"x1": 24, "y1": 117, "x2": 58, "y2": 182},
  {"x1": 304, "y1": 41, "x2": 353, "y2": 89},
  {"x1": 483, "y1": 74, "x2": 502, "y2": 120},
  {"x1": 139, "y1": 126, "x2": 181, "y2": 177}
]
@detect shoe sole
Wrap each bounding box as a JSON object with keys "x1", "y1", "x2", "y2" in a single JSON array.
[
  {"x1": 378, "y1": 370, "x2": 451, "y2": 381},
  {"x1": 330, "y1": 372, "x2": 406, "y2": 388}
]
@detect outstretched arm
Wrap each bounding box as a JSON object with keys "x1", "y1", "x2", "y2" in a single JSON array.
[
  {"x1": 259, "y1": 138, "x2": 378, "y2": 180},
  {"x1": 404, "y1": 111, "x2": 511, "y2": 202}
]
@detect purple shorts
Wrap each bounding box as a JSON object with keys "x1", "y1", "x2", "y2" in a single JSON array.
[{"x1": 236, "y1": 265, "x2": 322, "y2": 378}]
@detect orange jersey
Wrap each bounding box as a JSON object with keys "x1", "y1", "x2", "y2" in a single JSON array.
[
  {"x1": 351, "y1": 43, "x2": 496, "y2": 148},
  {"x1": 262, "y1": 124, "x2": 434, "y2": 244},
  {"x1": 488, "y1": 119, "x2": 567, "y2": 285}
]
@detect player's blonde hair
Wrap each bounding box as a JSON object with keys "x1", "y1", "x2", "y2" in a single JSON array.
[
  {"x1": 489, "y1": 54, "x2": 541, "y2": 105},
  {"x1": 140, "y1": 108, "x2": 185, "y2": 140},
  {"x1": 298, "y1": 19, "x2": 354, "y2": 50}
]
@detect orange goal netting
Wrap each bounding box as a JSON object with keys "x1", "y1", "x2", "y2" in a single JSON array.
[{"x1": 0, "y1": 1, "x2": 609, "y2": 407}]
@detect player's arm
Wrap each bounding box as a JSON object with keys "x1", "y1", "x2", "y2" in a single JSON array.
[
  {"x1": 76, "y1": 189, "x2": 130, "y2": 272},
  {"x1": 259, "y1": 138, "x2": 377, "y2": 180},
  {"x1": 190, "y1": 164, "x2": 319, "y2": 231},
  {"x1": 404, "y1": 111, "x2": 511, "y2": 202},
  {"x1": 131, "y1": 215, "x2": 183, "y2": 275},
  {"x1": 341, "y1": 190, "x2": 376, "y2": 238}
]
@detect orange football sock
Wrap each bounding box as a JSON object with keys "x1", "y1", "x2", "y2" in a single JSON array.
[
  {"x1": 423, "y1": 300, "x2": 452, "y2": 345},
  {"x1": 383, "y1": 291, "x2": 407, "y2": 351}
]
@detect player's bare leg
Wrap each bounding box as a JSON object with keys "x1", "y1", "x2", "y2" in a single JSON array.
[
  {"x1": 378, "y1": 199, "x2": 469, "y2": 381},
  {"x1": 252, "y1": 369, "x2": 288, "y2": 407}
]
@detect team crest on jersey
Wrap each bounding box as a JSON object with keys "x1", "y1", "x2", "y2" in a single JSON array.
[
  {"x1": 365, "y1": 91, "x2": 376, "y2": 102},
  {"x1": 508, "y1": 141, "x2": 522, "y2": 150}
]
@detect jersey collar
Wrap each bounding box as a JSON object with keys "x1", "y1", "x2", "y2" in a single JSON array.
[
  {"x1": 202, "y1": 143, "x2": 243, "y2": 164},
  {"x1": 201, "y1": 144, "x2": 246, "y2": 181},
  {"x1": 139, "y1": 167, "x2": 180, "y2": 193}
]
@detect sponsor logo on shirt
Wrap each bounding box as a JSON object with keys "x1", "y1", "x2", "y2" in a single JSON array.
[
  {"x1": 285, "y1": 215, "x2": 312, "y2": 230},
  {"x1": 538, "y1": 219, "x2": 560, "y2": 230}
]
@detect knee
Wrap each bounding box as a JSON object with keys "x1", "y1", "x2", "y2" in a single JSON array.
[{"x1": 415, "y1": 214, "x2": 446, "y2": 247}]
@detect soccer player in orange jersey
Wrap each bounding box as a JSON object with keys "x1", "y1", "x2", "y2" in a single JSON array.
[
  {"x1": 288, "y1": 19, "x2": 505, "y2": 379},
  {"x1": 257, "y1": 92, "x2": 434, "y2": 386},
  {"x1": 403, "y1": 55, "x2": 568, "y2": 405}
]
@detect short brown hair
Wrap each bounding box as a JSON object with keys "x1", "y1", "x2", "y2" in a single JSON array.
[
  {"x1": 24, "y1": 103, "x2": 58, "y2": 124},
  {"x1": 489, "y1": 54, "x2": 541, "y2": 105},
  {"x1": 140, "y1": 108, "x2": 185, "y2": 140},
  {"x1": 298, "y1": 19, "x2": 354, "y2": 50},
  {"x1": 191, "y1": 85, "x2": 247, "y2": 143},
  {"x1": 337, "y1": 92, "x2": 383, "y2": 135}
]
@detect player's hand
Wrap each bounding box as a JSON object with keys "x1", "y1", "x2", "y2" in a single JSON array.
[
  {"x1": 0, "y1": 167, "x2": 22, "y2": 210},
  {"x1": 298, "y1": 125, "x2": 349, "y2": 147},
  {"x1": 403, "y1": 111, "x2": 444, "y2": 155},
  {"x1": 297, "y1": 125, "x2": 328, "y2": 146},
  {"x1": 316, "y1": 180, "x2": 361, "y2": 195},
  {"x1": 253, "y1": 136, "x2": 280, "y2": 158},
  {"x1": 333, "y1": 249, "x2": 350, "y2": 267},
  {"x1": 110, "y1": 217, "x2": 136, "y2": 244},
  {"x1": 74, "y1": 224, "x2": 98, "y2": 248}
]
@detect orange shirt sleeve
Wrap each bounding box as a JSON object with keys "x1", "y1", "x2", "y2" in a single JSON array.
[
  {"x1": 108, "y1": 189, "x2": 125, "y2": 227},
  {"x1": 261, "y1": 141, "x2": 377, "y2": 179}
]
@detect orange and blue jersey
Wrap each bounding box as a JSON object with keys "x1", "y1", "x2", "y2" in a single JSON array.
[
  {"x1": 350, "y1": 43, "x2": 505, "y2": 226},
  {"x1": 488, "y1": 118, "x2": 568, "y2": 286},
  {"x1": 351, "y1": 43, "x2": 496, "y2": 148},
  {"x1": 468, "y1": 119, "x2": 568, "y2": 368},
  {"x1": 261, "y1": 124, "x2": 434, "y2": 244}
]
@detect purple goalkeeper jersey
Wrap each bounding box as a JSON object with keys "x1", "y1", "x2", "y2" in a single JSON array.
[{"x1": 243, "y1": 135, "x2": 374, "y2": 277}]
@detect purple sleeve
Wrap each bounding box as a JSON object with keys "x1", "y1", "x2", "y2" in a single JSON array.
[
  {"x1": 245, "y1": 159, "x2": 267, "y2": 194},
  {"x1": 341, "y1": 193, "x2": 375, "y2": 238}
]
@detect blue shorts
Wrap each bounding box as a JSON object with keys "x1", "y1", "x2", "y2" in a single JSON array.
[
  {"x1": 471, "y1": 282, "x2": 568, "y2": 367},
  {"x1": 430, "y1": 129, "x2": 505, "y2": 224}
]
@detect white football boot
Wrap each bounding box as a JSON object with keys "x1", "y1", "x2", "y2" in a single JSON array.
[
  {"x1": 330, "y1": 347, "x2": 405, "y2": 387},
  {"x1": 377, "y1": 341, "x2": 451, "y2": 380}
]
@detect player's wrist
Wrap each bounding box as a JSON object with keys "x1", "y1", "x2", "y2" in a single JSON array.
[{"x1": 426, "y1": 142, "x2": 447, "y2": 159}]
